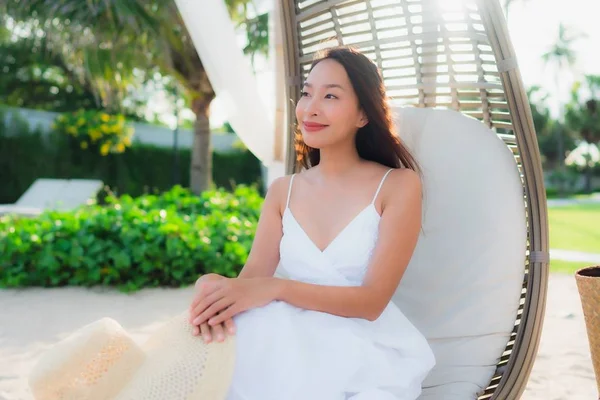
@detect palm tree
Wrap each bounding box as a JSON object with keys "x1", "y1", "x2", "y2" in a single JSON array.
[
  {"x1": 3, "y1": 0, "x2": 269, "y2": 194},
  {"x1": 542, "y1": 23, "x2": 580, "y2": 74},
  {"x1": 541, "y1": 23, "x2": 585, "y2": 192}
]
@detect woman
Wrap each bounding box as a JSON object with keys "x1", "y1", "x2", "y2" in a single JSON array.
[{"x1": 188, "y1": 46, "x2": 435, "y2": 400}]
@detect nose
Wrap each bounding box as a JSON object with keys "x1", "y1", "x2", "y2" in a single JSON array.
[{"x1": 303, "y1": 96, "x2": 319, "y2": 116}]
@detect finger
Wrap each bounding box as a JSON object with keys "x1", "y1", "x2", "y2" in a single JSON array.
[
  {"x1": 210, "y1": 321, "x2": 226, "y2": 343},
  {"x1": 199, "y1": 322, "x2": 212, "y2": 343},
  {"x1": 224, "y1": 318, "x2": 236, "y2": 335},
  {"x1": 209, "y1": 304, "x2": 241, "y2": 326},
  {"x1": 190, "y1": 280, "x2": 222, "y2": 312},
  {"x1": 189, "y1": 291, "x2": 211, "y2": 320},
  {"x1": 190, "y1": 289, "x2": 225, "y2": 323},
  {"x1": 192, "y1": 324, "x2": 200, "y2": 336},
  {"x1": 189, "y1": 289, "x2": 225, "y2": 324},
  {"x1": 189, "y1": 280, "x2": 221, "y2": 311},
  {"x1": 193, "y1": 297, "x2": 234, "y2": 326}
]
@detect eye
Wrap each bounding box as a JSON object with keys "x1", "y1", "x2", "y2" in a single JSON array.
[
  {"x1": 325, "y1": 94, "x2": 338, "y2": 99},
  {"x1": 300, "y1": 91, "x2": 309, "y2": 97}
]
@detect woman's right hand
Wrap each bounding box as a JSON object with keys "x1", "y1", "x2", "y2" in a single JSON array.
[{"x1": 190, "y1": 274, "x2": 236, "y2": 343}]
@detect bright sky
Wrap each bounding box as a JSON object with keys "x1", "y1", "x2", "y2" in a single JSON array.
[
  {"x1": 507, "y1": 0, "x2": 600, "y2": 116},
  {"x1": 204, "y1": 0, "x2": 600, "y2": 127}
]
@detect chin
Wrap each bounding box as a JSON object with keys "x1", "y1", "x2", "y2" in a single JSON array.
[
  {"x1": 302, "y1": 137, "x2": 327, "y2": 149},
  {"x1": 301, "y1": 131, "x2": 331, "y2": 149}
]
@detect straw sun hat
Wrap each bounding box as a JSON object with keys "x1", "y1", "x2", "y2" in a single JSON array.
[{"x1": 28, "y1": 310, "x2": 236, "y2": 400}]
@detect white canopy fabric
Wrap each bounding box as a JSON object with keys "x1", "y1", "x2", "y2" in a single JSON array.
[{"x1": 174, "y1": 0, "x2": 277, "y2": 167}]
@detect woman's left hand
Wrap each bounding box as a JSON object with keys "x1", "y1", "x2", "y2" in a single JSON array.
[{"x1": 189, "y1": 277, "x2": 281, "y2": 327}]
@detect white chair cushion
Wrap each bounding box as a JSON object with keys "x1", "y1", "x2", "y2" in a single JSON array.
[{"x1": 391, "y1": 107, "x2": 527, "y2": 399}]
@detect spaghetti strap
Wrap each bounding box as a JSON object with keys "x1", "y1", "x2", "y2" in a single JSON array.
[
  {"x1": 286, "y1": 174, "x2": 296, "y2": 209},
  {"x1": 371, "y1": 168, "x2": 394, "y2": 204}
]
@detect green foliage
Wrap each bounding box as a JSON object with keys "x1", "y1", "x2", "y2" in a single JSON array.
[
  {"x1": 528, "y1": 86, "x2": 577, "y2": 169},
  {"x1": 0, "y1": 108, "x2": 263, "y2": 204},
  {"x1": 53, "y1": 110, "x2": 134, "y2": 155},
  {"x1": 242, "y1": 12, "x2": 269, "y2": 66},
  {"x1": 3, "y1": 0, "x2": 269, "y2": 112},
  {"x1": 3, "y1": 0, "x2": 270, "y2": 193},
  {"x1": 2, "y1": 4, "x2": 159, "y2": 113},
  {"x1": 0, "y1": 27, "x2": 101, "y2": 112},
  {"x1": 565, "y1": 76, "x2": 600, "y2": 147},
  {"x1": 566, "y1": 159, "x2": 600, "y2": 176},
  {"x1": 0, "y1": 185, "x2": 263, "y2": 292},
  {"x1": 545, "y1": 168, "x2": 582, "y2": 194},
  {"x1": 563, "y1": 76, "x2": 600, "y2": 192},
  {"x1": 0, "y1": 15, "x2": 154, "y2": 119}
]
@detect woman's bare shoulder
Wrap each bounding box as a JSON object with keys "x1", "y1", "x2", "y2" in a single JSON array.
[
  {"x1": 363, "y1": 161, "x2": 396, "y2": 177},
  {"x1": 268, "y1": 174, "x2": 293, "y2": 192},
  {"x1": 264, "y1": 174, "x2": 295, "y2": 216},
  {"x1": 388, "y1": 166, "x2": 420, "y2": 181},
  {"x1": 381, "y1": 168, "x2": 422, "y2": 208}
]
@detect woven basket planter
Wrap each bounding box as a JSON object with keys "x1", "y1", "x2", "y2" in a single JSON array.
[{"x1": 575, "y1": 265, "x2": 600, "y2": 397}]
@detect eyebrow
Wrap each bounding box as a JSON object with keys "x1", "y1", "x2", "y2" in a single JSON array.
[{"x1": 302, "y1": 82, "x2": 345, "y2": 90}]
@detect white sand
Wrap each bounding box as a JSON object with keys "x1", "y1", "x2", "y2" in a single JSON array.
[{"x1": 0, "y1": 274, "x2": 596, "y2": 399}]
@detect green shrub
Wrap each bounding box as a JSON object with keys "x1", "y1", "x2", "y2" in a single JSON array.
[
  {"x1": 545, "y1": 187, "x2": 560, "y2": 199},
  {"x1": 0, "y1": 185, "x2": 263, "y2": 292},
  {"x1": 567, "y1": 160, "x2": 600, "y2": 177}
]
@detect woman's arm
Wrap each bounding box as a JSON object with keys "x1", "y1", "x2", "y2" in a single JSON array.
[
  {"x1": 189, "y1": 177, "x2": 286, "y2": 328},
  {"x1": 273, "y1": 169, "x2": 422, "y2": 321},
  {"x1": 236, "y1": 175, "x2": 288, "y2": 279},
  {"x1": 195, "y1": 169, "x2": 422, "y2": 326}
]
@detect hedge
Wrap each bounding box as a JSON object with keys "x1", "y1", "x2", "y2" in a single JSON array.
[
  {"x1": 0, "y1": 185, "x2": 262, "y2": 292},
  {"x1": 0, "y1": 108, "x2": 263, "y2": 204}
]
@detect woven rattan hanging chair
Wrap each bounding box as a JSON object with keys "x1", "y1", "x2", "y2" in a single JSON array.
[{"x1": 277, "y1": 0, "x2": 549, "y2": 398}]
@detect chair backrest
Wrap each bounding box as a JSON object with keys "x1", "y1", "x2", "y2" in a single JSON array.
[
  {"x1": 14, "y1": 178, "x2": 103, "y2": 211},
  {"x1": 53, "y1": 179, "x2": 104, "y2": 210},
  {"x1": 14, "y1": 179, "x2": 70, "y2": 208},
  {"x1": 391, "y1": 106, "x2": 526, "y2": 398}
]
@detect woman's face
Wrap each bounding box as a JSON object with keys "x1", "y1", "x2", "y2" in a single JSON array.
[{"x1": 295, "y1": 59, "x2": 368, "y2": 149}]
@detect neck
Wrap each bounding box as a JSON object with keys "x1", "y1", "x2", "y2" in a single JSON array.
[{"x1": 316, "y1": 139, "x2": 363, "y2": 178}]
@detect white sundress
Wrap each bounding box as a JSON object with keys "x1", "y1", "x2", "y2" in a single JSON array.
[{"x1": 225, "y1": 169, "x2": 436, "y2": 400}]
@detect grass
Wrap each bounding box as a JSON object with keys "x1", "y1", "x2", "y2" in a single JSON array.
[
  {"x1": 549, "y1": 259, "x2": 597, "y2": 275},
  {"x1": 572, "y1": 192, "x2": 600, "y2": 200},
  {"x1": 548, "y1": 203, "x2": 600, "y2": 254},
  {"x1": 548, "y1": 201, "x2": 600, "y2": 274}
]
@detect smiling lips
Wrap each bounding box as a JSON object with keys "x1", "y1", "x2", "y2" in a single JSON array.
[{"x1": 303, "y1": 121, "x2": 329, "y2": 132}]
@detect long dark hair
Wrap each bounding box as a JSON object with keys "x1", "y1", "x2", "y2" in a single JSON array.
[{"x1": 295, "y1": 46, "x2": 420, "y2": 174}]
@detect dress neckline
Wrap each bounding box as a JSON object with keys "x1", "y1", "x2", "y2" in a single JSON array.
[
  {"x1": 283, "y1": 168, "x2": 393, "y2": 254},
  {"x1": 284, "y1": 204, "x2": 380, "y2": 254}
]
